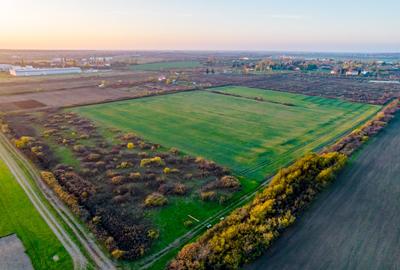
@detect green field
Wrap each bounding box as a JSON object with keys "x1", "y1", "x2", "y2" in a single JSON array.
[
  {"x1": 72, "y1": 86, "x2": 380, "y2": 180},
  {"x1": 129, "y1": 61, "x2": 202, "y2": 71},
  {"x1": 247, "y1": 114, "x2": 400, "y2": 270},
  {"x1": 0, "y1": 158, "x2": 72, "y2": 270}
]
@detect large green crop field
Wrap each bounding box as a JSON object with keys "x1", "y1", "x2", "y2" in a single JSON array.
[
  {"x1": 72, "y1": 86, "x2": 380, "y2": 180},
  {"x1": 0, "y1": 158, "x2": 72, "y2": 270},
  {"x1": 129, "y1": 60, "x2": 202, "y2": 71}
]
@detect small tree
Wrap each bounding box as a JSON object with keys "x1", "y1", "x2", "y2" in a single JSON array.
[{"x1": 111, "y1": 249, "x2": 125, "y2": 259}]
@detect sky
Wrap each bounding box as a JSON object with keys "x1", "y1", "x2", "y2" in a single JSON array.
[{"x1": 0, "y1": 0, "x2": 399, "y2": 52}]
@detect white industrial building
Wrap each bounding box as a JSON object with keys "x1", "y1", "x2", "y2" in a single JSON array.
[
  {"x1": 9, "y1": 66, "x2": 82, "y2": 77},
  {"x1": 0, "y1": 64, "x2": 13, "y2": 72}
]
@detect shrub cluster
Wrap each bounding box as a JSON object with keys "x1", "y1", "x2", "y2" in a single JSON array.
[
  {"x1": 3, "y1": 111, "x2": 243, "y2": 261},
  {"x1": 40, "y1": 171, "x2": 81, "y2": 215},
  {"x1": 169, "y1": 152, "x2": 347, "y2": 270},
  {"x1": 144, "y1": 192, "x2": 168, "y2": 207},
  {"x1": 140, "y1": 156, "x2": 165, "y2": 167}
]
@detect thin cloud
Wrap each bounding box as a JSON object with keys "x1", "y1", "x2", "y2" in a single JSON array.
[
  {"x1": 269, "y1": 14, "x2": 306, "y2": 20},
  {"x1": 180, "y1": 13, "x2": 193, "y2": 17}
]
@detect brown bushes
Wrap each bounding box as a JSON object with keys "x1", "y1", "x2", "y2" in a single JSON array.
[
  {"x1": 200, "y1": 191, "x2": 217, "y2": 201},
  {"x1": 5, "y1": 111, "x2": 243, "y2": 262},
  {"x1": 144, "y1": 192, "x2": 168, "y2": 207},
  {"x1": 40, "y1": 171, "x2": 81, "y2": 215}
]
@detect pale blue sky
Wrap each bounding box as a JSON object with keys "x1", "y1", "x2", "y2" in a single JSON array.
[{"x1": 0, "y1": 0, "x2": 399, "y2": 52}]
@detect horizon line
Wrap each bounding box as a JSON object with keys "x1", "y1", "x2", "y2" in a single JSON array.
[{"x1": 0, "y1": 48, "x2": 399, "y2": 54}]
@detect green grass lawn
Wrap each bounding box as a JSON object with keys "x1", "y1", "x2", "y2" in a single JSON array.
[
  {"x1": 0, "y1": 158, "x2": 73, "y2": 270},
  {"x1": 72, "y1": 86, "x2": 380, "y2": 180},
  {"x1": 129, "y1": 61, "x2": 202, "y2": 71}
]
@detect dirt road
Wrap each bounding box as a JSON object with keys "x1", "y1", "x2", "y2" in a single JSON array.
[{"x1": 0, "y1": 133, "x2": 116, "y2": 270}]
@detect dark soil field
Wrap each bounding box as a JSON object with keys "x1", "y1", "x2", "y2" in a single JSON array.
[
  {"x1": 0, "y1": 70, "x2": 157, "y2": 96},
  {"x1": 246, "y1": 114, "x2": 400, "y2": 270},
  {"x1": 188, "y1": 73, "x2": 400, "y2": 105},
  {"x1": 0, "y1": 70, "x2": 198, "y2": 112}
]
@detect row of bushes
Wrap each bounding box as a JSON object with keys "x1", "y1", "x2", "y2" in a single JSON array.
[
  {"x1": 326, "y1": 98, "x2": 399, "y2": 155},
  {"x1": 40, "y1": 171, "x2": 81, "y2": 215},
  {"x1": 169, "y1": 152, "x2": 347, "y2": 270}
]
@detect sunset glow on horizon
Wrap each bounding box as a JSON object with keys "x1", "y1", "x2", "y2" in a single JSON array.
[{"x1": 1, "y1": 0, "x2": 399, "y2": 52}]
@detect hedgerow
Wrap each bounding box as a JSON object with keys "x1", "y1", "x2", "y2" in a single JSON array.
[{"x1": 169, "y1": 152, "x2": 347, "y2": 270}]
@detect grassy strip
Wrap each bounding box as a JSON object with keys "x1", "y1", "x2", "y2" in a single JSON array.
[
  {"x1": 0, "y1": 134, "x2": 98, "y2": 269},
  {"x1": 0, "y1": 158, "x2": 73, "y2": 270}
]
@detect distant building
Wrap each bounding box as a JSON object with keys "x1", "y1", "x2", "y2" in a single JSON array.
[
  {"x1": 9, "y1": 66, "x2": 82, "y2": 77},
  {"x1": 81, "y1": 56, "x2": 112, "y2": 67},
  {"x1": 0, "y1": 64, "x2": 13, "y2": 72},
  {"x1": 361, "y1": 70, "x2": 370, "y2": 76},
  {"x1": 346, "y1": 70, "x2": 360, "y2": 76}
]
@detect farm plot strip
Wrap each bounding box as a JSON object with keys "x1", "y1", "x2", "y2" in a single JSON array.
[{"x1": 0, "y1": 150, "x2": 74, "y2": 270}]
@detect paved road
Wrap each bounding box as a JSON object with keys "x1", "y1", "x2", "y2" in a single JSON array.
[
  {"x1": 246, "y1": 116, "x2": 400, "y2": 270},
  {"x1": 0, "y1": 133, "x2": 116, "y2": 270}
]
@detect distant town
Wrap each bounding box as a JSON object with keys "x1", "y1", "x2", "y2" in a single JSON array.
[{"x1": 0, "y1": 51, "x2": 399, "y2": 81}]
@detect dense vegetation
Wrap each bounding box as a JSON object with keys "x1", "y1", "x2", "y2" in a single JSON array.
[
  {"x1": 169, "y1": 152, "x2": 347, "y2": 270},
  {"x1": 2, "y1": 111, "x2": 238, "y2": 260},
  {"x1": 0, "y1": 159, "x2": 72, "y2": 270},
  {"x1": 72, "y1": 87, "x2": 379, "y2": 180}
]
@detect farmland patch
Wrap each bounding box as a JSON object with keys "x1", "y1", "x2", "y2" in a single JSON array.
[{"x1": 73, "y1": 86, "x2": 380, "y2": 180}]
